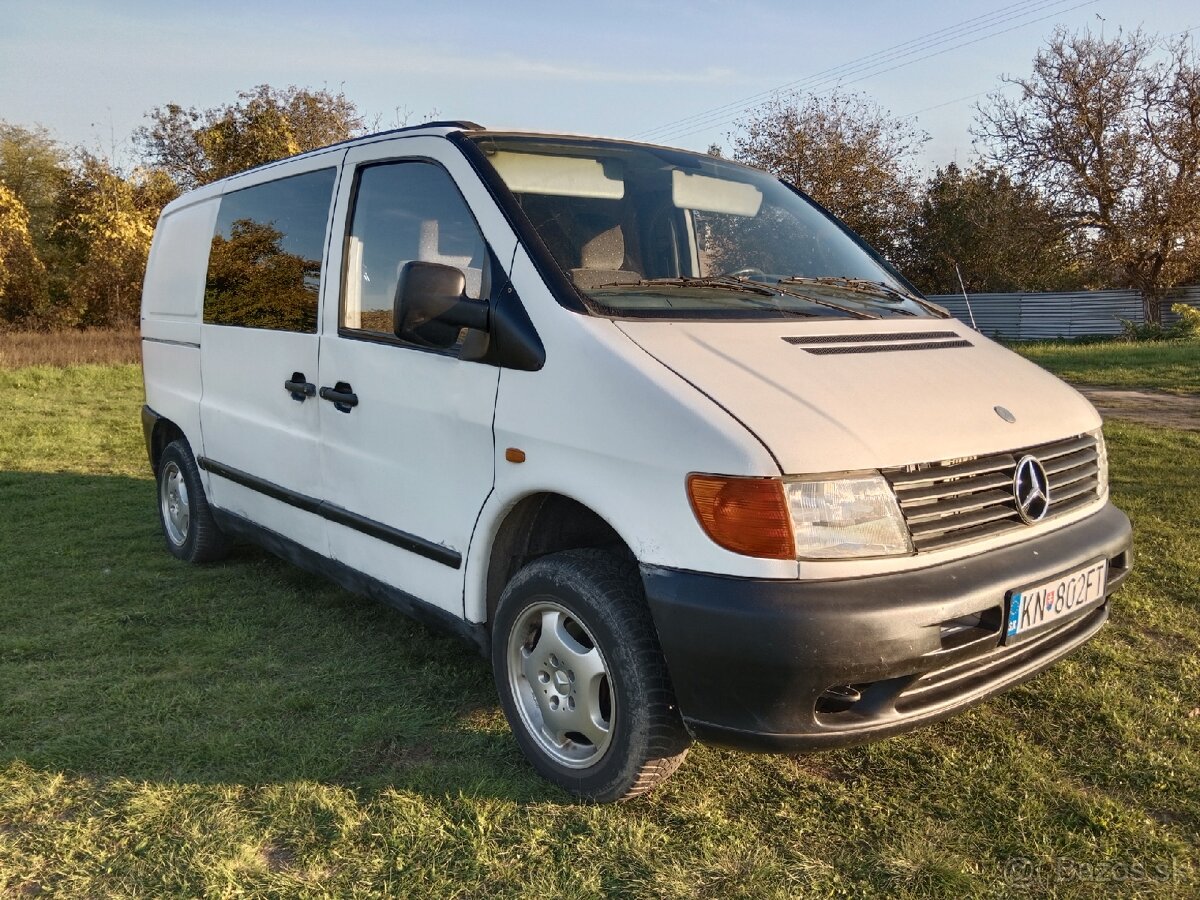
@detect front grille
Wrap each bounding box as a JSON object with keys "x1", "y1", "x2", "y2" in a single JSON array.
[{"x1": 885, "y1": 434, "x2": 1101, "y2": 553}]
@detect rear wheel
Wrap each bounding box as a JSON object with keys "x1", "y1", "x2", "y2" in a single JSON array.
[
  {"x1": 157, "y1": 439, "x2": 230, "y2": 563},
  {"x1": 492, "y1": 549, "x2": 690, "y2": 801}
]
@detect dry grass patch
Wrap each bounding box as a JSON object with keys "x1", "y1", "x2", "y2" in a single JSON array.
[{"x1": 0, "y1": 329, "x2": 140, "y2": 368}]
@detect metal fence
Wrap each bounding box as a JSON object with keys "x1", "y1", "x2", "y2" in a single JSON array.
[{"x1": 927, "y1": 286, "x2": 1200, "y2": 340}]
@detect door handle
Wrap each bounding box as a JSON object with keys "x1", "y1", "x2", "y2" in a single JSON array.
[
  {"x1": 284, "y1": 372, "x2": 316, "y2": 401},
  {"x1": 319, "y1": 382, "x2": 359, "y2": 413}
]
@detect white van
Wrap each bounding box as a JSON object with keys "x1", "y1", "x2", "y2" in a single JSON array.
[{"x1": 140, "y1": 121, "x2": 1132, "y2": 801}]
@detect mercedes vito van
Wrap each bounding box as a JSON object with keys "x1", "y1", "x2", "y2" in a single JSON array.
[{"x1": 140, "y1": 121, "x2": 1132, "y2": 801}]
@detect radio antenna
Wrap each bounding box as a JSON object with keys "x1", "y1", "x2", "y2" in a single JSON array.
[{"x1": 954, "y1": 263, "x2": 978, "y2": 330}]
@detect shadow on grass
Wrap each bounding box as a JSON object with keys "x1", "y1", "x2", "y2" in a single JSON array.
[{"x1": 0, "y1": 470, "x2": 553, "y2": 802}]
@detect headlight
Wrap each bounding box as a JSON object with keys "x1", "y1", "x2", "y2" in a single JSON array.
[
  {"x1": 785, "y1": 473, "x2": 912, "y2": 559},
  {"x1": 687, "y1": 471, "x2": 912, "y2": 560},
  {"x1": 1089, "y1": 427, "x2": 1109, "y2": 498}
]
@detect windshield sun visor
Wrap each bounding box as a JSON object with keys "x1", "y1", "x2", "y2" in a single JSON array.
[
  {"x1": 671, "y1": 170, "x2": 762, "y2": 217},
  {"x1": 488, "y1": 151, "x2": 625, "y2": 199}
]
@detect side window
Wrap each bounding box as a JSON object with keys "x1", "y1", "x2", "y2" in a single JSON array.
[
  {"x1": 342, "y1": 161, "x2": 487, "y2": 339},
  {"x1": 203, "y1": 168, "x2": 337, "y2": 333}
]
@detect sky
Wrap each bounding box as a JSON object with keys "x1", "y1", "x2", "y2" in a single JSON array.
[{"x1": 1, "y1": 0, "x2": 1196, "y2": 174}]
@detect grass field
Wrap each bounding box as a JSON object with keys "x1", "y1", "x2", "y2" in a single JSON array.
[
  {"x1": 1011, "y1": 340, "x2": 1200, "y2": 394},
  {"x1": 1, "y1": 364, "x2": 1198, "y2": 898}
]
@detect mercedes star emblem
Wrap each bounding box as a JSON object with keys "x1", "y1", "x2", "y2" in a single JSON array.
[{"x1": 1013, "y1": 455, "x2": 1051, "y2": 524}]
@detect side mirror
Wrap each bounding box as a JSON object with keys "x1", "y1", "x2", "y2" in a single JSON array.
[{"x1": 393, "y1": 261, "x2": 490, "y2": 349}]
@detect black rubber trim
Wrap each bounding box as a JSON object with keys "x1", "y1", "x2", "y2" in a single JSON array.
[
  {"x1": 197, "y1": 456, "x2": 462, "y2": 568},
  {"x1": 140, "y1": 405, "x2": 161, "y2": 472},
  {"x1": 212, "y1": 508, "x2": 486, "y2": 654},
  {"x1": 641, "y1": 502, "x2": 1132, "y2": 750},
  {"x1": 783, "y1": 331, "x2": 960, "y2": 344},
  {"x1": 141, "y1": 336, "x2": 200, "y2": 349}
]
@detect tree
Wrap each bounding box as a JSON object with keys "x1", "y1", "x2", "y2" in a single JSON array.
[
  {"x1": 137, "y1": 84, "x2": 365, "y2": 189},
  {"x1": 0, "y1": 122, "x2": 69, "y2": 253},
  {"x1": 0, "y1": 184, "x2": 51, "y2": 328},
  {"x1": 730, "y1": 91, "x2": 927, "y2": 262},
  {"x1": 975, "y1": 28, "x2": 1200, "y2": 323},
  {"x1": 905, "y1": 163, "x2": 1084, "y2": 295},
  {"x1": 56, "y1": 153, "x2": 172, "y2": 327}
]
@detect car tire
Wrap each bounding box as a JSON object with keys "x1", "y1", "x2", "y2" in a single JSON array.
[
  {"x1": 157, "y1": 439, "x2": 231, "y2": 563},
  {"x1": 492, "y1": 548, "x2": 690, "y2": 801}
]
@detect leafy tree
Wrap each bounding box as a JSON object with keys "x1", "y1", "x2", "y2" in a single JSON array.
[
  {"x1": 0, "y1": 184, "x2": 52, "y2": 328},
  {"x1": 975, "y1": 28, "x2": 1200, "y2": 323},
  {"x1": 56, "y1": 153, "x2": 173, "y2": 327},
  {"x1": 137, "y1": 84, "x2": 365, "y2": 189},
  {"x1": 0, "y1": 122, "x2": 69, "y2": 254},
  {"x1": 905, "y1": 163, "x2": 1084, "y2": 295},
  {"x1": 730, "y1": 91, "x2": 927, "y2": 262},
  {"x1": 0, "y1": 121, "x2": 77, "y2": 312}
]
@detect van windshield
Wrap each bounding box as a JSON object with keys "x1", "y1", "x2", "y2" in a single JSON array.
[{"x1": 470, "y1": 135, "x2": 942, "y2": 320}]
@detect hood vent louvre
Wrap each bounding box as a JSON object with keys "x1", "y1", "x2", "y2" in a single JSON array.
[{"x1": 784, "y1": 331, "x2": 972, "y2": 355}]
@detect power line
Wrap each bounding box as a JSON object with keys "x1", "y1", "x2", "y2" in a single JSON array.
[
  {"x1": 903, "y1": 91, "x2": 990, "y2": 119},
  {"x1": 650, "y1": 0, "x2": 1100, "y2": 144},
  {"x1": 630, "y1": 0, "x2": 1068, "y2": 141},
  {"x1": 637, "y1": 0, "x2": 1100, "y2": 145},
  {"x1": 899, "y1": 19, "x2": 1200, "y2": 126}
]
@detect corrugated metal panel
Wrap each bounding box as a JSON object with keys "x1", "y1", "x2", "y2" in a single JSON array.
[
  {"x1": 935, "y1": 293, "x2": 1020, "y2": 338},
  {"x1": 930, "y1": 286, "x2": 1200, "y2": 340}
]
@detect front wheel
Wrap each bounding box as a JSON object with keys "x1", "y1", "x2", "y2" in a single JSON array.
[{"x1": 492, "y1": 549, "x2": 690, "y2": 801}]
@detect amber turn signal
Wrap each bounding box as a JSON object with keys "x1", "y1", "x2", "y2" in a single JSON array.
[{"x1": 686, "y1": 474, "x2": 795, "y2": 560}]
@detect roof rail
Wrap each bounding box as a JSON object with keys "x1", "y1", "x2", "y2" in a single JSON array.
[
  {"x1": 358, "y1": 120, "x2": 484, "y2": 141},
  {"x1": 421, "y1": 120, "x2": 484, "y2": 131},
  {"x1": 220, "y1": 120, "x2": 487, "y2": 183}
]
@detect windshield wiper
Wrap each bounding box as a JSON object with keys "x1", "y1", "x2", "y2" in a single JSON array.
[
  {"x1": 779, "y1": 276, "x2": 950, "y2": 318},
  {"x1": 595, "y1": 276, "x2": 833, "y2": 317},
  {"x1": 598, "y1": 275, "x2": 778, "y2": 297},
  {"x1": 594, "y1": 275, "x2": 865, "y2": 318},
  {"x1": 764, "y1": 281, "x2": 880, "y2": 319}
]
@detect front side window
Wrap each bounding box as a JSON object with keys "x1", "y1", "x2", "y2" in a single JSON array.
[
  {"x1": 203, "y1": 168, "x2": 336, "y2": 332},
  {"x1": 473, "y1": 135, "x2": 942, "y2": 321},
  {"x1": 341, "y1": 161, "x2": 487, "y2": 340}
]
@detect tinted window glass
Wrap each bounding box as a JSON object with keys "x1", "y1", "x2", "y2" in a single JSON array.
[
  {"x1": 204, "y1": 168, "x2": 336, "y2": 332},
  {"x1": 342, "y1": 162, "x2": 487, "y2": 337}
]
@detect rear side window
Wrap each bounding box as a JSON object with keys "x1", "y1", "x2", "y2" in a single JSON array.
[{"x1": 203, "y1": 168, "x2": 337, "y2": 332}]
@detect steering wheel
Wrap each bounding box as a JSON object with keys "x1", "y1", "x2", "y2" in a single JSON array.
[{"x1": 723, "y1": 267, "x2": 768, "y2": 280}]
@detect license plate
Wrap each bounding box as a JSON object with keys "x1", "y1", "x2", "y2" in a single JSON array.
[{"x1": 1004, "y1": 559, "x2": 1107, "y2": 643}]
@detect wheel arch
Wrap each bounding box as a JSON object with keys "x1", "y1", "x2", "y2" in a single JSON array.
[
  {"x1": 480, "y1": 492, "x2": 637, "y2": 627},
  {"x1": 143, "y1": 407, "x2": 187, "y2": 476}
]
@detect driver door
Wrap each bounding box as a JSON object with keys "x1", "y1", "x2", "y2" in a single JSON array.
[{"x1": 316, "y1": 137, "x2": 516, "y2": 617}]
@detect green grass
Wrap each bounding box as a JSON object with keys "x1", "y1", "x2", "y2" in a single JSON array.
[
  {"x1": 1, "y1": 364, "x2": 1198, "y2": 898},
  {"x1": 1011, "y1": 340, "x2": 1200, "y2": 394}
]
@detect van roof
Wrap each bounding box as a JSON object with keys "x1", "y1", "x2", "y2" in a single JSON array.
[{"x1": 156, "y1": 121, "x2": 737, "y2": 215}]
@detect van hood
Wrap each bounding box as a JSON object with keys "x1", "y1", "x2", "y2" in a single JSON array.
[{"x1": 616, "y1": 318, "x2": 1102, "y2": 475}]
